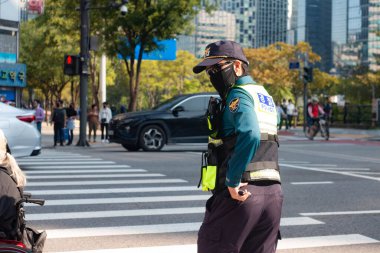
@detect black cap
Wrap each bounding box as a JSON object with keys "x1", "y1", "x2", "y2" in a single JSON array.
[{"x1": 193, "y1": 40, "x2": 249, "y2": 74}]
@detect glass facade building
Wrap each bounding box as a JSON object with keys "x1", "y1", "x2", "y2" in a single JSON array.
[
  {"x1": 292, "y1": 0, "x2": 333, "y2": 72},
  {"x1": 220, "y1": 0, "x2": 287, "y2": 48},
  {"x1": 177, "y1": 9, "x2": 236, "y2": 57},
  {"x1": 332, "y1": 0, "x2": 380, "y2": 74}
]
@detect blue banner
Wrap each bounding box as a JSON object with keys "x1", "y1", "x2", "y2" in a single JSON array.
[
  {"x1": 0, "y1": 52, "x2": 17, "y2": 63},
  {"x1": 0, "y1": 63, "x2": 27, "y2": 88},
  {"x1": 0, "y1": 89, "x2": 16, "y2": 101},
  {"x1": 118, "y1": 39, "x2": 177, "y2": 61}
]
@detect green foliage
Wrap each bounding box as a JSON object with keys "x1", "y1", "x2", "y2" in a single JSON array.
[{"x1": 93, "y1": 0, "x2": 209, "y2": 111}]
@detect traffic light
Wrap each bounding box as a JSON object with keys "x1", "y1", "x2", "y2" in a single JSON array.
[
  {"x1": 64, "y1": 55, "x2": 80, "y2": 76},
  {"x1": 303, "y1": 66, "x2": 313, "y2": 82}
]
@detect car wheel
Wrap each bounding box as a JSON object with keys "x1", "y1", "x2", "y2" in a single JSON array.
[
  {"x1": 121, "y1": 143, "x2": 140, "y2": 151},
  {"x1": 139, "y1": 125, "x2": 165, "y2": 151}
]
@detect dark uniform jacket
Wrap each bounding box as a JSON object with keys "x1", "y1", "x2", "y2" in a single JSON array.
[{"x1": 0, "y1": 167, "x2": 22, "y2": 240}]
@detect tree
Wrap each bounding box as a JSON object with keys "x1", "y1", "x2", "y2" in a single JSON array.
[
  {"x1": 93, "y1": 0, "x2": 211, "y2": 111},
  {"x1": 19, "y1": 0, "x2": 80, "y2": 110}
]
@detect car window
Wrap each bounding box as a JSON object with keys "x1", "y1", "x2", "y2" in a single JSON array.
[
  {"x1": 179, "y1": 96, "x2": 209, "y2": 111},
  {"x1": 153, "y1": 96, "x2": 185, "y2": 111}
]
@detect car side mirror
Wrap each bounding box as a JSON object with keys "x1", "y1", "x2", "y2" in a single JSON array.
[{"x1": 172, "y1": 106, "x2": 184, "y2": 116}]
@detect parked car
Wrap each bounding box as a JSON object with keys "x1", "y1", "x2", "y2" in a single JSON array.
[
  {"x1": 109, "y1": 93, "x2": 219, "y2": 151},
  {"x1": 0, "y1": 102, "x2": 41, "y2": 157}
]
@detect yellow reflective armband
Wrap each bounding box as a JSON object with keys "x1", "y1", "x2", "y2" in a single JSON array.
[{"x1": 201, "y1": 165, "x2": 217, "y2": 191}]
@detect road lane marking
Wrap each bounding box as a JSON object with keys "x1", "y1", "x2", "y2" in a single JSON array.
[
  {"x1": 300, "y1": 210, "x2": 380, "y2": 216},
  {"x1": 18, "y1": 161, "x2": 115, "y2": 165},
  {"x1": 25, "y1": 169, "x2": 146, "y2": 174},
  {"x1": 26, "y1": 173, "x2": 165, "y2": 179},
  {"x1": 280, "y1": 163, "x2": 380, "y2": 182},
  {"x1": 28, "y1": 207, "x2": 206, "y2": 220},
  {"x1": 328, "y1": 168, "x2": 371, "y2": 171},
  {"x1": 27, "y1": 195, "x2": 210, "y2": 206},
  {"x1": 27, "y1": 186, "x2": 201, "y2": 195},
  {"x1": 291, "y1": 181, "x2": 334, "y2": 185},
  {"x1": 50, "y1": 234, "x2": 379, "y2": 252},
  {"x1": 45, "y1": 218, "x2": 323, "y2": 238},
  {"x1": 283, "y1": 148, "x2": 380, "y2": 163},
  {"x1": 21, "y1": 165, "x2": 131, "y2": 169},
  {"x1": 277, "y1": 234, "x2": 379, "y2": 249},
  {"x1": 17, "y1": 158, "x2": 103, "y2": 161},
  {"x1": 27, "y1": 179, "x2": 187, "y2": 186}
]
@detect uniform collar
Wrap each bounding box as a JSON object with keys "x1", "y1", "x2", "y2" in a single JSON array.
[{"x1": 235, "y1": 75, "x2": 256, "y2": 86}]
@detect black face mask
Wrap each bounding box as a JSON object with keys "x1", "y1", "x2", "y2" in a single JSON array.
[{"x1": 209, "y1": 64, "x2": 237, "y2": 99}]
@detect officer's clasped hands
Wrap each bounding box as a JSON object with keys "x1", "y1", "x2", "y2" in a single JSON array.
[{"x1": 228, "y1": 182, "x2": 251, "y2": 202}]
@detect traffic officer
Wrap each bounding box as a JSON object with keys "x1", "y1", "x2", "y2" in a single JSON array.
[{"x1": 193, "y1": 40, "x2": 283, "y2": 253}]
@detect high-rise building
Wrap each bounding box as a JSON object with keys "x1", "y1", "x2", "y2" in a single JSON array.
[
  {"x1": 177, "y1": 9, "x2": 236, "y2": 57},
  {"x1": 292, "y1": 0, "x2": 333, "y2": 72},
  {"x1": 220, "y1": 0, "x2": 287, "y2": 48},
  {"x1": 332, "y1": 0, "x2": 380, "y2": 74}
]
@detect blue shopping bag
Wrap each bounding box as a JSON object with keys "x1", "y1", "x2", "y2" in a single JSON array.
[{"x1": 62, "y1": 128, "x2": 69, "y2": 141}]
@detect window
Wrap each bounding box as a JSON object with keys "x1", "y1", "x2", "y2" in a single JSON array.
[{"x1": 178, "y1": 96, "x2": 209, "y2": 111}]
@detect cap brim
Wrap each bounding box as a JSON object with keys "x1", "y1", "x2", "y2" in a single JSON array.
[{"x1": 193, "y1": 58, "x2": 224, "y2": 74}]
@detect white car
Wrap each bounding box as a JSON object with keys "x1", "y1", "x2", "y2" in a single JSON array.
[{"x1": 0, "y1": 102, "x2": 41, "y2": 157}]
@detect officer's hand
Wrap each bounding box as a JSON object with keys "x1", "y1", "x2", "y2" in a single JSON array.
[{"x1": 228, "y1": 183, "x2": 251, "y2": 202}]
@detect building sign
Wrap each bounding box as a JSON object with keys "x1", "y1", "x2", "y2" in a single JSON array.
[
  {"x1": 28, "y1": 0, "x2": 45, "y2": 15},
  {"x1": 0, "y1": 63, "x2": 27, "y2": 88},
  {"x1": 118, "y1": 39, "x2": 177, "y2": 61},
  {"x1": 0, "y1": 53, "x2": 17, "y2": 63}
]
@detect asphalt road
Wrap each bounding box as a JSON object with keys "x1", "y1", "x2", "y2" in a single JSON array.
[{"x1": 17, "y1": 135, "x2": 380, "y2": 253}]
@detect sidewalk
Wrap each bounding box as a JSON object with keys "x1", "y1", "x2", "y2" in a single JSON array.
[
  {"x1": 278, "y1": 126, "x2": 380, "y2": 141},
  {"x1": 40, "y1": 121, "x2": 119, "y2": 149}
]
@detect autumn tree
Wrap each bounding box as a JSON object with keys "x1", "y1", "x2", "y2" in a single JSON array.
[{"x1": 92, "y1": 0, "x2": 212, "y2": 112}]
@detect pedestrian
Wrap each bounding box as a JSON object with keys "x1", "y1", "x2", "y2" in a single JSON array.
[
  {"x1": 99, "y1": 101, "x2": 113, "y2": 143},
  {"x1": 51, "y1": 100, "x2": 66, "y2": 147},
  {"x1": 87, "y1": 104, "x2": 99, "y2": 143},
  {"x1": 66, "y1": 102, "x2": 77, "y2": 145},
  {"x1": 120, "y1": 105, "x2": 127, "y2": 113},
  {"x1": 0, "y1": 129, "x2": 27, "y2": 240},
  {"x1": 323, "y1": 97, "x2": 333, "y2": 124},
  {"x1": 279, "y1": 98, "x2": 288, "y2": 130},
  {"x1": 293, "y1": 106, "x2": 299, "y2": 128},
  {"x1": 193, "y1": 40, "x2": 283, "y2": 253},
  {"x1": 276, "y1": 102, "x2": 285, "y2": 129},
  {"x1": 287, "y1": 99, "x2": 295, "y2": 129},
  {"x1": 34, "y1": 100, "x2": 45, "y2": 133}
]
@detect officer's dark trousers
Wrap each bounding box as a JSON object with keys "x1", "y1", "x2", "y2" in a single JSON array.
[{"x1": 198, "y1": 183, "x2": 283, "y2": 253}]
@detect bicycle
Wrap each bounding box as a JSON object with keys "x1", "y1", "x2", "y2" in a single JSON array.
[
  {"x1": 305, "y1": 116, "x2": 329, "y2": 141},
  {"x1": 0, "y1": 192, "x2": 46, "y2": 253}
]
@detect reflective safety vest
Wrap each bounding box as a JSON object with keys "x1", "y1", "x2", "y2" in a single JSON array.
[
  {"x1": 237, "y1": 84, "x2": 278, "y2": 136},
  {"x1": 231, "y1": 84, "x2": 281, "y2": 183},
  {"x1": 200, "y1": 84, "x2": 280, "y2": 193}
]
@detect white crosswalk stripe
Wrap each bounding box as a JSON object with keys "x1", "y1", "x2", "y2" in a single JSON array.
[{"x1": 18, "y1": 151, "x2": 379, "y2": 252}]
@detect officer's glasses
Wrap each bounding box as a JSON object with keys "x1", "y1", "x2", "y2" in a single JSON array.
[{"x1": 206, "y1": 61, "x2": 234, "y2": 75}]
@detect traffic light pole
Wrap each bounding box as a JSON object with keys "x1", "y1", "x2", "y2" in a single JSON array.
[
  {"x1": 303, "y1": 52, "x2": 309, "y2": 133},
  {"x1": 77, "y1": 0, "x2": 90, "y2": 147}
]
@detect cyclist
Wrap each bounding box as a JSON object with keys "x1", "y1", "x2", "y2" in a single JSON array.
[{"x1": 307, "y1": 97, "x2": 325, "y2": 140}]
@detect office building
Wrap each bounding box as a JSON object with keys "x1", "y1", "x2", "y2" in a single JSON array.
[
  {"x1": 332, "y1": 0, "x2": 380, "y2": 74},
  {"x1": 291, "y1": 0, "x2": 333, "y2": 72},
  {"x1": 177, "y1": 9, "x2": 236, "y2": 57},
  {"x1": 220, "y1": 0, "x2": 287, "y2": 48}
]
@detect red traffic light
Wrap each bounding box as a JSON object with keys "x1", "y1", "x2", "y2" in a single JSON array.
[{"x1": 66, "y1": 55, "x2": 72, "y2": 64}]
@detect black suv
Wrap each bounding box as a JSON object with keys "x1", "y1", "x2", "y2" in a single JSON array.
[{"x1": 109, "y1": 93, "x2": 219, "y2": 151}]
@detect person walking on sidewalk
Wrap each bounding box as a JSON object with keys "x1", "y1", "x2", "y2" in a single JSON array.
[
  {"x1": 87, "y1": 104, "x2": 99, "y2": 143},
  {"x1": 99, "y1": 101, "x2": 113, "y2": 143},
  {"x1": 51, "y1": 100, "x2": 66, "y2": 147},
  {"x1": 34, "y1": 100, "x2": 45, "y2": 133},
  {"x1": 287, "y1": 99, "x2": 295, "y2": 129},
  {"x1": 65, "y1": 102, "x2": 77, "y2": 145}
]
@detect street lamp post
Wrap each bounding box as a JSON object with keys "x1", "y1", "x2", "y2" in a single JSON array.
[
  {"x1": 77, "y1": 0, "x2": 128, "y2": 146},
  {"x1": 77, "y1": 0, "x2": 90, "y2": 146}
]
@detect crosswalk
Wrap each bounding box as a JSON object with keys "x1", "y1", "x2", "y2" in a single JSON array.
[{"x1": 18, "y1": 150, "x2": 379, "y2": 252}]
